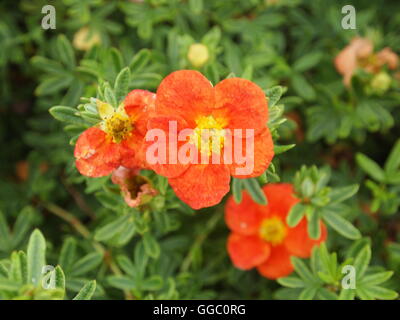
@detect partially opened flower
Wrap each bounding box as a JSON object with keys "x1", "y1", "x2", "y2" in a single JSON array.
[
  {"x1": 334, "y1": 37, "x2": 373, "y2": 86},
  {"x1": 225, "y1": 183, "x2": 327, "y2": 279},
  {"x1": 335, "y1": 37, "x2": 399, "y2": 86},
  {"x1": 111, "y1": 166, "x2": 157, "y2": 208},
  {"x1": 74, "y1": 89, "x2": 155, "y2": 177},
  {"x1": 144, "y1": 70, "x2": 274, "y2": 209}
]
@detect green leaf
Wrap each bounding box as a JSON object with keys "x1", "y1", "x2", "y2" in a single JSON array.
[
  {"x1": 291, "y1": 257, "x2": 315, "y2": 283},
  {"x1": 231, "y1": 178, "x2": 243, "y2": 203},
  {"x1": 57, "y1": 34, "x2": 75, "y2": 69},
  {"x1": 141, "y1": 275, "x2": 163, "y2": 291},
  {"x1": 322, "y1": 209, "x2": 361, "y2": 240},
  {"x1": 10, "y1": 251, "x2": 23, "y2": 283},
  {"x1": 189, "y1": 0, "x2": 203, "y2": 14},
  {"x1": 104, "y1": 85, "x2": 117, "y2": 108},
  {"x1": 0, "y1": 279, "x2": 20, "y2": 291},
  {"x1": 12, "y1": 206, "x2": 34, "y2": 248},
  {"x1": 143, "y1": 232, "x2": 160, "y2": 259},
  {"x1": 328, "y1": 184, "x2": 359, "y2": 204},
  {"x1": 287, "y1": 203, "x2": 305, "y2": 227},
  {"x1": 360, "y1": 271, "x2": 393, "y2": 286},
  {"x1": 107, "y1": 275, "x2": 136, "y2": 290},
  {"x1": 59, "y1": 237, "x2": 77, "y2": 274},
  {"x1": 384, "y1": 139, "x2": 400, "y2": 173},
  {"x1": 35, "y1": 75, "x2": 73, "y2": 96},
  {"x1": 356, "y1": 153, "x2": 385, "y2": 182},
  {"x1": 362, "y1": 285, "x2": 398, "y2": 300},
  {"x1": 317, "y1": 288, "x2": 338, "y2": 300},
  {"x1": 71, "y1": 252, "x2": 103, "y2": 277},
  {"x1": 27, "y1": 229, "x2": 46, "y2": 287},
  {"x1": 243, "y1": 178, "x2": 267, "y2": 205},
  {"x1": 301, "y1": 177, "x2": 314, "y2": 198},
  {"x1": 31, "y1": 56, "x2": 64, "y2": 74},
  {"x1": 129, "y1": 49, "x2": 151, "y2": 73},
  {"x1": 54, "y1": 266, "x2": 66, "y2": 292},
  {"x1": 49, "y1": 106, "x2": 85, "y2": 125},
  {"x1": 338, "y1": 288, "x2": 356, "y2": 300},
  {"x1": 277, "y1": 276, "x2": 305, "y2": 288},
  {"x1": 265, "y1": 86, "x2": 284, "y2": 108},
  {"x1": 114, "y1": 67, "x2": 131, "y2": 103},
  {"x1": 0, "y1": 262, "x2": 8, "y2": 278},
  {"x1": 94, "y1": 215, "x2": 130, "y2": 242},
  {"x1": 291, "y1": 73, "x2": 315, "y2": 101},
  {"x1": 274, "y1": 144, "x2": 296, "y2": 155},
  {"x1": 0, "y1": 211, "x2": 10, "y2": 251},
  {"x1": 299, "y1": 286, "x2": 318, "y2": 300},
  {"x1": 307, "y1": 210, "x2": 320, "y2": 239},
  {"x1": 293, "y1": 51, "x2": 322, "y2": 72},
  {"x1": 116, "y1": 255, "x2": 136, "y2": 277},
  {"x1": 353, "y1": 245, "x2": 371, "y2": 279},
  {"x1": 73, "y1": 280, "x2": 96, "y2": 300}
]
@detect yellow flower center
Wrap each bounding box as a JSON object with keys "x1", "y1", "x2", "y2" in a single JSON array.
[
  {"x1": 105, "y1": 113, "x2": 132, "y2": 143},
  {"x1": 97, "y1": 100, "x2": 132, "y2": 143},
  {"x1": 191, "y1": 115, "x2": 227, "y2": 155},
  {"x1": 259, "y1": 217, "x2": 287, "y2": 246}
]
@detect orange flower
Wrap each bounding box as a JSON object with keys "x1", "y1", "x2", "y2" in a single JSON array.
[
  {"x1": 225, "y1": 184, "x2": 327, "y2": 279},
  {"x1": 111, "y1": 166, "x2": 157, "y2": 208},
  {"x1": 144, "y1": 70, "x2": 274, "y2": 209},
  {"x1": 335, "y1": 37, "x2": 399, "y2": 86},
  {"x1": 334, "y1": 37, "x2": 373, "y2": 86},
  {"x1": 74, "y1": 89, "x2": 155, "y2": 177}
]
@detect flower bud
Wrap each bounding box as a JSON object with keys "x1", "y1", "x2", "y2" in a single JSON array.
[
  {"x1": 369, "y1": 71, "x2": 391, "y2": 95},
  {"x1": 187, "y1": 43, "x2": 209, "y2": 68},
  {"x1": 73, "y1": 27, "x2": 101, "y2": 51}
]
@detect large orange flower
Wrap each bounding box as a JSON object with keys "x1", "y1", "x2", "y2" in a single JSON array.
[
  {"x1": 144, "y1": 70, "x2": 274, "y2": 209},
  {"x1": 74, "y1": 89, "x2": 155, "y2": 177},
  {"x1": 225, "y1": 184, "x2": 327, "y2": 279}
]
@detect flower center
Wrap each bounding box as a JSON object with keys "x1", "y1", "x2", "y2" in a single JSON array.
[
  {"x1": 191, "y1": 115, "x2": 227, "y2": 155},
  {"x1": 259, "y1": 217, "x2": 287, "y2": 246},
  {"x1": 105, "y1": 112, "x2": 132, "y2": 143}
]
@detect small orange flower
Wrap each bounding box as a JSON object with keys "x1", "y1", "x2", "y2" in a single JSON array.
[
  {"x1": 111, "y1": 166, "x2": 157, "y2": 208},
  {"x1": 334, "y1": 37, "x2": 373, "y2": 86},
  {"x1": 225, "y1": 184, "x2": 327, "y2": 279},
  {"x1": 145, "y1": 70, "x2": 274, "y2": 209},
  {"x1": 74, "y1": 89, "x2": 155, "y2": 177},
  {"x1": 335, "y1": 37, "x2": 399, "y2": 86}
]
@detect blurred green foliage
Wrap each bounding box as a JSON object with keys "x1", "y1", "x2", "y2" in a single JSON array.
[{"x1": 0, "y1": 0, "x2": 399, "y2": 300}]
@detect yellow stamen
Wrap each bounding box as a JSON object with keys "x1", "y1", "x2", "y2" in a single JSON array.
[
  {"x1": 97, "y1": 100, "x2": 132, "y2": 143},
  {"x1": 259, "y1": 217, "x2": 287, "y2": 246},
  {"x1": 191, "y1": 115, "x2": 227, "y2": 155}
]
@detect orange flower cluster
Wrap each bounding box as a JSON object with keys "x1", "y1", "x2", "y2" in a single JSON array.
[
  {"x1": 335, "y1": 37, "x2": 399, "y2": 86},
  {"x1": 225, "y1": 184, "x2": 327, "y2": 279},
  {"x1": 74, "y1": 70, "x2": 274, "y2": 209}
]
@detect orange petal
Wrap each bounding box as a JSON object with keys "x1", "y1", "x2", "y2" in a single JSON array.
[
  {"x1": 228, "y1": 128, "x2": 274, "y2": 178},
  {"x1": 262, "y1": 184, "x2": 299, "y2": 219},
  {"x1": 376, "y1": 47, "x2": 399, "y2": 70},
  {"x1": 284, "y1": 218, "x2": 327, "y2": 258},
  {"x1": 124, "y1": 89, "x2": 156, "y2": 136},
  {"x1": 214, "y1": 78, "x2": 268, "y2": 136},
  {"x1": 227, "y1": 233, "x2": 271, "y2": 270},
  {"x1": 144, "y1": 115, "x2": 191, "y2": 178},
  {"x1": 257, "y1": 245, "x2": 294, "y2": 279},
  {"x1": 225, "y1": 191, "x2": 267, "y2": 235},
  {"x1": 74, "y1": 127, "x2": 120, "y2": 177},
  {"x1": 168, "y1": 163, "x2": 230, "y2": 209},
  {"x1": 155, "y1": 70, "x2": 215, "y2": 126},
  {"x1": 120, "y1": 130, "x2": 147, "y2": 169}
]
